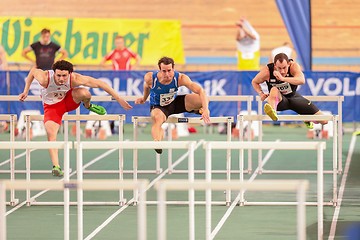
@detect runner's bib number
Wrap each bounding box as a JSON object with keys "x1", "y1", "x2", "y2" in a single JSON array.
[
  {"x1": 52, "y1": 91, "x2": 67, "y2": 101},
  {"x1": 272, "y1": 82, "x2": 293, "y2": 95},
  {"x1": 160, "y1": 92, "x2": 176, "y2": 106}
]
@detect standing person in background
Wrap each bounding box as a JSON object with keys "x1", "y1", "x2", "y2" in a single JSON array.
[
  {"x1": 235, "y1": 18, "x2": 260, "y2": 70},
  {"x1": 22, "y1": 28, "x2": 68, "y2": 70},
  {"x1": 0, "y1": 45, "x2": 8, "y2": 70},
  {"x1": 269, "y1": 42, "x2": 296, "y2": 63},
  {"x1": 101, "y1": 36, "x2": 141, "y2": 70}
]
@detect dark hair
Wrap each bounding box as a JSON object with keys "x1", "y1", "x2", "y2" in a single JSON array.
[
  {"x1": 158, "y1": 56, "x2": 175, "y2": 69},
  {"x1": 274, "y1": 53, "x2": 289, "y2": 64},
  {"x1": 52, "y1": 60, "x2": 74, "y2": 73},
  {"x1": 41, "y1": 28, "x2": 51, "y2": 35}
]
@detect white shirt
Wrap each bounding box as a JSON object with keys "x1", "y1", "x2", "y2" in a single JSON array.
[{"x1": 40, "y1": 70, "x2": 72, "y2": 105}]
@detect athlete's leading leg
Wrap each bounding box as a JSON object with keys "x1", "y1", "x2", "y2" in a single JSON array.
[
  {"x1": 264, "y1": 87, "x2": 282, "y2": 121},
  {"x1": 184, "y1": 94, "x2": 203, "y2": 112},
  {"x1": 151, "y1": 108, "x2": 167, "y2": 154},
  {"x1": 72, "y1": 88, "x2": 106, "y2": 115}
]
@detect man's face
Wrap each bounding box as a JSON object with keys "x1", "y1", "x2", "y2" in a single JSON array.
[
  {"x1": 159, "y1": 63, "x2": 174, "y2": 81},
  {"x1": 274, "y1": 60, "x2": 290, "y2": 77},
  {"x1": 54, "y1": 69, "x2": 70, "y2": 85},
  {"x1": 115, "y1": 38, "x2": 125, "y2": 50},
  {"x1": 41, "y1": 33, "x2": 51, "y2": 44}
]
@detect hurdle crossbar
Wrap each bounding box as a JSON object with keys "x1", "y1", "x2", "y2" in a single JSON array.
[
  {"x1": 155, "y1": 179, "x2": 309, "y2": 240},
  {"x1": 26, "y1": 114, "x2": 125, "y2": 121},
  {"x1": 240, "y1": 114, "x2": 336, "y2": 121},
  {"x1": 132, "y1": 116, "x2": 234, "y2": 124},
  {"x1": 0, "y1": 141, "x2": 73, "y2": 149},
  {"x1": 0, "y1": 179, "x2": 148, "y2": 240}
]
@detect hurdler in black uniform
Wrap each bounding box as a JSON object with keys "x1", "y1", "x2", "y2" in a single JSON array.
[
  {"x1": 251, "y1": 53, "x2": 327, "y2": 128},
  {"x1": 266, "y1": 60, "x2": 319, "y2": 115}
]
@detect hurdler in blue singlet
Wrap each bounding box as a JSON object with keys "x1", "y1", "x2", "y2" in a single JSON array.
[{"x1": 150, "y1": 71, "x2": 180, "y2": 107}]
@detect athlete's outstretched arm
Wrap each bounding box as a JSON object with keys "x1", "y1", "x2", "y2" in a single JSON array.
[
  {"x1": 72, "y1": 73, "x2": 132, "y2": 110},
  {"x1": 179, "y1": 74, "x2": 210, "y2": 123},
  {"x1": 251, "y1": 67, "x2": 269, "y2": 101},
  {"x1": 135, "y1": 72, "x2": 152, "y2": 104},
  {"x1": 273, "y1": 62, "x2": 305, "y2": 85},
  {"x1": 19, "y1": 68, "x2": 48, "y2": 101}
]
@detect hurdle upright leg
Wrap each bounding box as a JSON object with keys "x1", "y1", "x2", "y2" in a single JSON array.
[
  {"x1": 338, "y1": 98, "x2": 343, "y2": 174},
  {"x1": 9, "y1": 114, "x2": 18, "y2": 206},
  {"x1": 77, "y1": 142, "x2": 84, "y2": 240},
  {"x1": 225, "y1": 118, "x2": 232, "y2": 205},
  {"x1": 257, "y1": 98, "x2": 263, "y2": 174},
  {"x1": 205, "y1": 143, "x2": 212, "y2": 239},
  {"x1": 0, "y1": 182, "x2": 6, "y2": 240},
  {"x1": 332, "y1": 115, "x2": 338, "y2": 206},
  {"x1": 118, "y1": 115, "x2": 126, "y2": 205},
  {"x1": 188, "y1": 142, "x2": 195, "y2": 240},
  {"x1": 167, "y1": 124, "x2": 173, "y2": 174},
  {"x1": 317, "y1": 143, "x2": 324, "y2": 240},
  {"x1": 25, "y1": 115, "x2": 31, "y2": 206},
  {"x1": 63, "y1": 142, "x2": 70, "y2": 240}
]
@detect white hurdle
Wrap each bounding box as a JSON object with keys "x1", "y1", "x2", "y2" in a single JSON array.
[
  {"x1": 238, "y1": 114, "x2": 339, "y2": 205},
  {"x1": 0, "y1": 114, "x2": 17, "y2": 206},
  {"x1": 155, "y1": 179, "x2": 309, "y2": 240},
  {"x1": 256, "y1": 95, "x2": 344, "y2": 173},
  {"x1": 75, "y1": 141, "x2": 196, "y2": 205},
  {"x1": 22, "y1": 114, "x2": 125, "y2": 173},
  {"x1": 0, "y1": 142, "x2": 72, "y2": 206},
  {"x1": 0, "y1": 179, "x2": 148, "y2": 240},
  {"x1": 132, "y1": 116, "x2": 234, "y2": 174},
  {"x1": 203, "y1": 141, "x2": 326, "y2": 239}
]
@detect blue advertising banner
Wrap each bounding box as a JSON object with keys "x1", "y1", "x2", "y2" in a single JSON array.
[{"x1": 1, "y1": 70, "x2": 359, "y2": 122}]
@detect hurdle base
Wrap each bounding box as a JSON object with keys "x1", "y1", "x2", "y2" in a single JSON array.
[
  {"x1": 119, "y1": 199, "x2": 127, "y2": 206},
  {"x1": 10, "y1": 199, "x2": 19, "y2": 206}
]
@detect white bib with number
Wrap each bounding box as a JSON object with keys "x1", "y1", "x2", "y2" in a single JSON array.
[
  {"x1": 160, "y1": 92, "x2": 176, "y2": 106},
  {"x1": 273, "y1": 82, "x2": 293, "y2": 95}
]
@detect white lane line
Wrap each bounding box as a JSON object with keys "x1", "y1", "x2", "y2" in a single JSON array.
[
  {"x1": 211, "y1": 139, "x2": 280, "y2": 239},
  {"x1": 5, "y1": 148, "x2": 117, "y2": 216},
  {"x1": 84, "y1": 140, "x2": 204, "y2": 240},
  {"x1": 0, "y1": 150, "x2": 35, "y2": 167},
  {"x1": 328, "y1": 134, "x2": 357, "y2": 240}
]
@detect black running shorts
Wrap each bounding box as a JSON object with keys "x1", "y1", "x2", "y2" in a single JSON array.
[
  {"x1": 150, "y1": 95, "x2": 188, "y2": 118},
  {"x1": 277, "y1": 92, "x2": 320, "y2": 115}
]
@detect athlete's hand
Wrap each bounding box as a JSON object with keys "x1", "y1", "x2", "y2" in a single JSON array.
[
  {"x1": 201, "y1": 108, "x2": 211, "y2": 124},
  {"x1": 259, "y1": 92, "x2": 269, "y2": 101},
  {"x1": 117, "y1": 98, "x2": 133, "y2": 110},
  {"x1": 135, "y1": 97, "x2": 146, "y2": 104},
  {"x1": 18, "y1": 92, "x2": 28, "y2": 102},
  {"x1": 273, "y1": 70, "x2": 284, "y2": 81}
]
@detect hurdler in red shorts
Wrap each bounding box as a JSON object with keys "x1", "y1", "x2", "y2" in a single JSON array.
[{"x1": 19, "y1": 60, "x2": 132, "y2": 177}]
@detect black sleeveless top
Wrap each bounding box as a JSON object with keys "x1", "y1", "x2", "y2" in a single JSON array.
[{"x1": 266, "y1": 61, "x2": 297, "y2": 96}]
